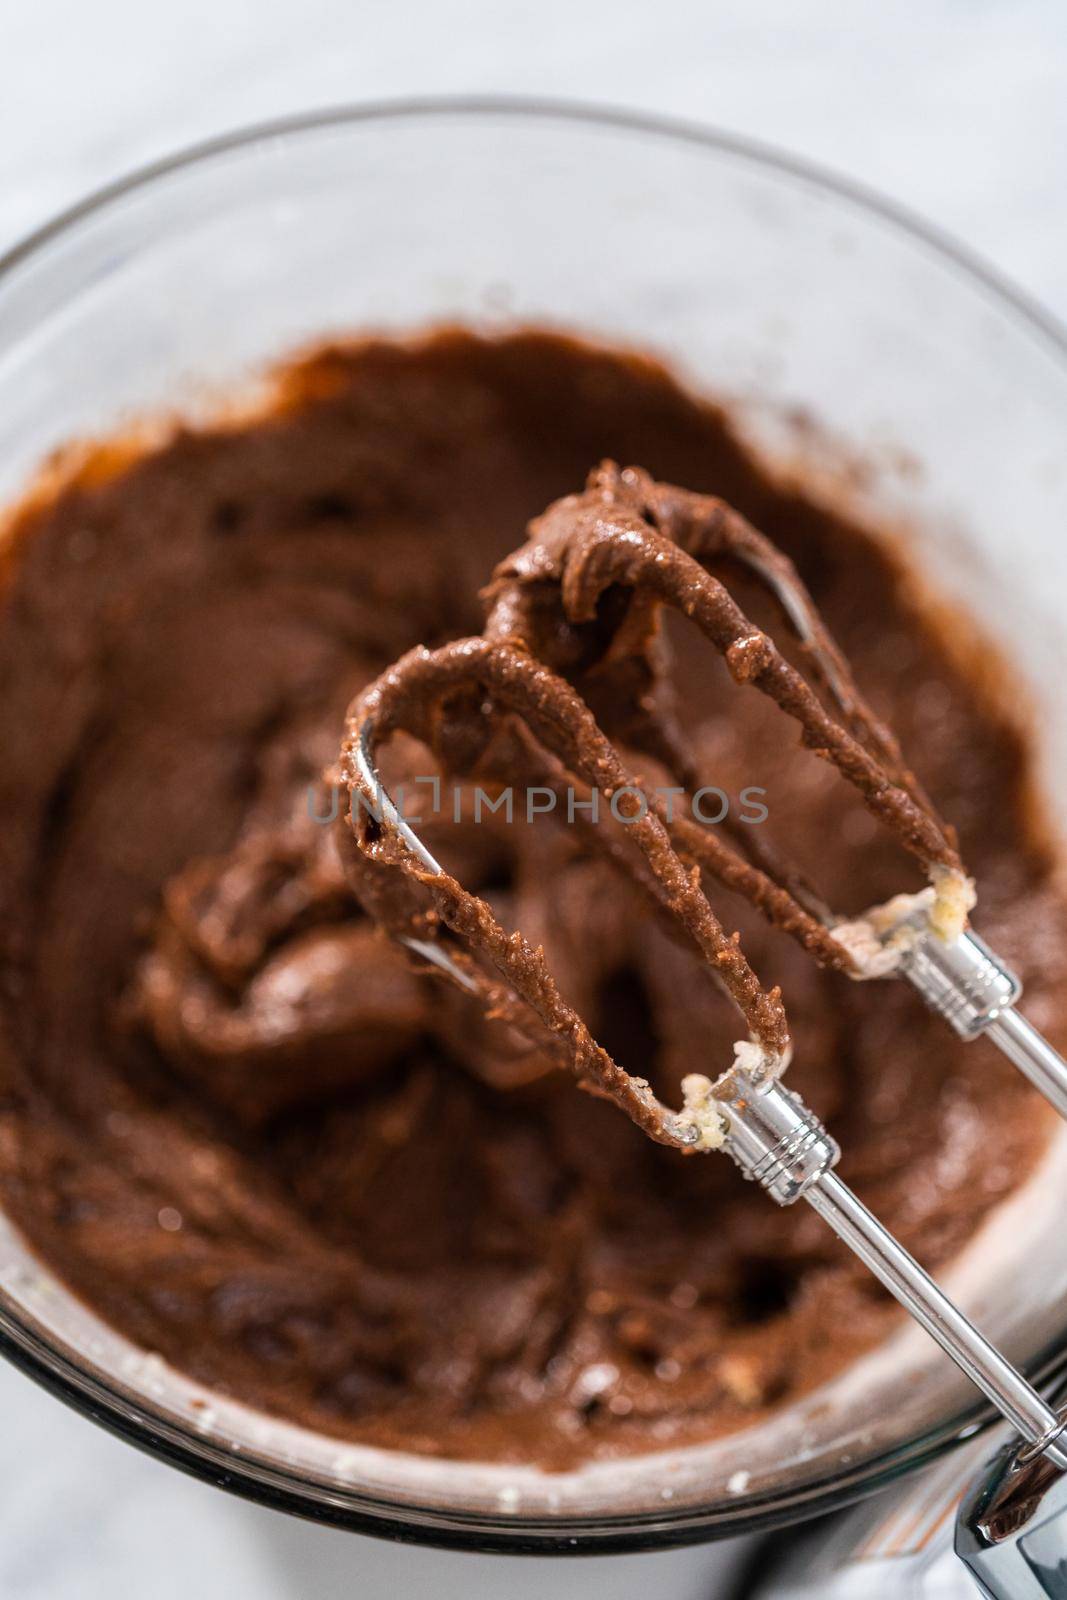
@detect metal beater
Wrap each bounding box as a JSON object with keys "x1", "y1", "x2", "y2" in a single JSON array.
[
  {"x1": 348, "y1": 714, "x2": 1067, "y2": 1471},
  {"x1": 341, "y1": 461, "x2": 1067, "y2": 1471}
]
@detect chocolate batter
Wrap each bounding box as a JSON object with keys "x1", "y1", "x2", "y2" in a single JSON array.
[{"x1": 0, "y1": 330, "x2": 1061, "y2": 1467}]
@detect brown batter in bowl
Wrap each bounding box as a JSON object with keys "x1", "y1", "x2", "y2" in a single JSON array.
[{"x1": 0, "y1": 328, "x2": 1061, "y2": 1468}]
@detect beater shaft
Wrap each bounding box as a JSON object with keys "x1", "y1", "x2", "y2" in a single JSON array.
[
  {"x1": 905, "y1": 928, "x2": 1067, "y2": 1120},
  {"x1": 985, "y1": 1008, "x2": 1067, "y2": 1121},
  {"x1": 809, "y1": 1172, "x2": 1067, "y2": 1465},
  {"x1": 718, "y1": 1069, "x2": 1067, "y2": 1469}
]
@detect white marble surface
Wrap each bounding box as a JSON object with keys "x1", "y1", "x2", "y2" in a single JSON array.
[
  {"x1": 1, "y1": 3, "x2": 1065, "y2": 1595},
  {"x1": 3, "y1": 0, "x2": 1066, "y2": 322},
  {"x1": 0, "y1": 1357, "x2": 753, "y2": 1599}
]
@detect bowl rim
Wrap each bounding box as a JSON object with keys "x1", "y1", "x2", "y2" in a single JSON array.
[
  {"x1": 3, "y1": 94, "x2": 1067, "y2": 1554},
  {"x1": 4, "y1": 92, "x2": 1067, "y2": 362}
]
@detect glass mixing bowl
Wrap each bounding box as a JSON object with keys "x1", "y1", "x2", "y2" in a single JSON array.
[{"x1": 1, "y1": 99, "x2": 1067, "y2": 1554}]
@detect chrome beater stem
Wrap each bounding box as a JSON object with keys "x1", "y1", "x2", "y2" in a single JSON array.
[
  {"x1": 718, "y1": 1070, "x2": 1067, "y2": 1469},
  {"x1": 904, "y1": 928, "x2": 1067, "y2": 1121}
]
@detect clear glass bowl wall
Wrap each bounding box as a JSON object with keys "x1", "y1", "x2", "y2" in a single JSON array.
[{"x1": 1, "y1": 101, "x2": 1066, "y2": 1551}]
